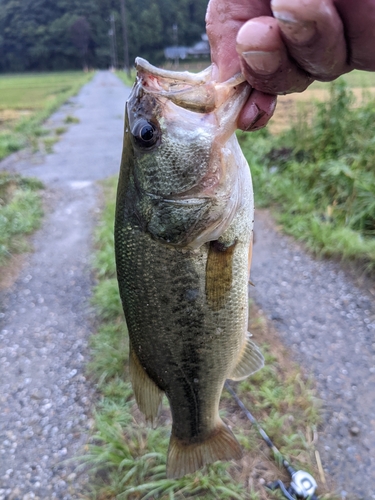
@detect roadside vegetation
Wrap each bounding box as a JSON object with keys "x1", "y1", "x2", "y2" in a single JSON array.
[
  {"x1": 0, "y1": 172, "x2": 44, "y2": 269},
  {"x1": 0, "y1": 71, "x2": 94, "y2": 281},
  {"x1": 0, "y1": 71, "x2": 93, "y2": 160},
  {"x1": 241, "y1": 72, "x2": 375, "y2": 273},
  {"x1": 116, "y1": 70, "x2": 136, "y2": 88},
  {"x1": 84, "y1": 177, "x2": 336, "y2": 499}
]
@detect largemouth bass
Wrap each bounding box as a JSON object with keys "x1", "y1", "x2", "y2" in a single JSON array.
[{"x1": 115, "y1": 58, "x2": 264, "y2": 479}]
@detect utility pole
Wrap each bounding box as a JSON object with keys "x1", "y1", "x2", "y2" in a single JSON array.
[
  {"x1": 120, "y1": 0, "x2": 130, "y2": 76},
  {"x1": 172, "y1": 23, "x2": 178, "y2": 67},
  {"x1": 109, "y1": 13, "x2": 118, "y2": 69}
]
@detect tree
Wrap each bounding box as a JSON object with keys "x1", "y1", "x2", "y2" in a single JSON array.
[{"x1": 0, "y1": 0, "x2": 209, "y2": 72}]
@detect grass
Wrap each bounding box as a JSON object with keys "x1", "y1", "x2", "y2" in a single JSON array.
[
  {"x1": 55, "y1": 126, "x2": 67, "y2": 135},
  {"x1": 311, "y1": 69, "x2": 375, "y2": 89},
  {"x1": 0, "y1": 171, "x2": 44, "y2": 269},
  {"x1": 0, "y1": 71, "x2": 93, "y2": 160},
  {"x1": 115, "y1": 70, "x2": 137, "y2": 88},
  {"x1": 0, "y1": 73, "x2": 90, "y2": 282},
  {"x1": 64, "y1": 115, "x2": 80, "y2": 124},
  {"x1": 269, "y1": 70, "x2": 375, "y2": 135},
  {"x1": 0, "y1": 72, "x2": 89, "y2": 110},
  {"x1": 241, "y1": 77, "x2": 375, "y2": 272},
  {"x1": 82, "y1": 176, "x2": 338, "y2": 499},
  {"x1": 43, "y1": 136, "x2": 59, "y2": 154}
]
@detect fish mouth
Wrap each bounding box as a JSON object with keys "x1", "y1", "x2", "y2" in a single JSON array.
[
  {"x1": 134, "y1": 57, "x2": 248, "y2": 114},
  {"x1": 135, "y1": 57, "x2": 213, "y2": 87}
]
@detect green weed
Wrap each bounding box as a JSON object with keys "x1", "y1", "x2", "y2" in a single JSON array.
[
  {"x1": 64, "y1": 115, "x2": 80, "y2": 124},
  {"x1": 115, "y1": 70, "x2": 137, "y2": 88},
  {"x1": 241, "y1": 80, "x2": 375, "y2": 271},
  {"x1": 55, "y1": 126, "x2": 67, "y2": 135},
  {"x1": 0, "y1": 172, "x2": 44, "y2": 267},
  {"x1": 0, "y1": 132, "x2": 24, "y2": 158},
  {"x1": 43, "y1": 136, "x2": 58, "y2": 154}
]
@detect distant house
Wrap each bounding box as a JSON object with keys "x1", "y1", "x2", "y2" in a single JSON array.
[
  {"x1": 187, "y1": 34, "x2": 210, "y2": 57},
  {"x1": 164, "y1": 34, "x2": 210, "y2": 61},
  {"x1": 164, "y1": 46, "x2": 189, "y2": 60}
]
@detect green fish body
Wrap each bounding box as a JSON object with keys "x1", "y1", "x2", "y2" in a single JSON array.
[{"x1": 115, "y1": 58, "x2": 264, "y2": 478}]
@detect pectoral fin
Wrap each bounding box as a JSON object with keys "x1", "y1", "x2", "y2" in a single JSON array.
[
  {"x1": 229, "y1": 334, "x2": 264, "y2": 381},
  {"x1": 206, "y1": 240, "x2": 237, "y2": 311},
  {"x1": 129, "y1": 343, "x2": 164, "y2": 427}
]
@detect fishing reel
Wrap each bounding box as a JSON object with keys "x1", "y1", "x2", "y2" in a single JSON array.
[
  {"x1": 225, "y1": 382, "x2": 320, "y2": 500},
  {"x1": 267, "y1": 467, "x2": 318, "y2": 500}
]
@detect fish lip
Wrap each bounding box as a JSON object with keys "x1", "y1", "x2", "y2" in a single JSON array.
[
  {"x1": 135, "y1": 57, "x2": 213, "y2": 85},
  {"x1": 133, "y1": 58, "x2": 249, "y2": 115}
]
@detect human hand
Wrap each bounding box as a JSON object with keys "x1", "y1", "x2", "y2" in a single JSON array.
[{"x1": 206, "y1": 0, "x2": 375, "y2": 131}]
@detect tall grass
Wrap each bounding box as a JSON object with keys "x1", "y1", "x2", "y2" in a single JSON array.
[
  {"x1": 115, "y1": 70, "x2": 137, "y2": 88},
  {"x1": 241, "y1": 80, "x2": 375, "y2": 271}
]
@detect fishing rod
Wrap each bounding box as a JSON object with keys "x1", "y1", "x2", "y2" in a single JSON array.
[{"x1": 225, "y1": 381, "x2": 319, "y2": 500}]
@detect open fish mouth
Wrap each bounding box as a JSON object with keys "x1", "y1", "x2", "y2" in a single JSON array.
[{"x1": 134, "y1": 57, "x2": 248, "y2": 114}]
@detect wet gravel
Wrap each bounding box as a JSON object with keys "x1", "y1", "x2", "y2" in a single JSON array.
[
  {"x1": 251, "y1": 210, "x2": 375, "y2": 500},
  {"x1": 0, "y1": 72, "x2": 129, "y2": 499}
]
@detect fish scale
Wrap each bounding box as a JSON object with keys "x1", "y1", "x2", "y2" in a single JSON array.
[
  {"x1": 135, "y1": 131, "x2": 212, "y2": 195},
  {"x1": 115, "y1": 58, "x2": 264, "y2": 478}
]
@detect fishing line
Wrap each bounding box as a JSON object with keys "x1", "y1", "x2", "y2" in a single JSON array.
[{"x1": 225, "y1": 381, "x2": 319, "y2": 500}]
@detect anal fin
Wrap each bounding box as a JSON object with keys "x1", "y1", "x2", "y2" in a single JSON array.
[
  {"x1": 167, "y1": 419, "x2": 242, "y2": 479},
  {"x1": 229, "y1": 333, "x2": 264, "y2": 381},
  {"x1": 129, "y1": 343, "x2": 163, "y2": 427}
]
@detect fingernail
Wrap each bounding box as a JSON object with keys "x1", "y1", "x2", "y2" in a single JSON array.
[
  {"x1": 242, "y1": 50, "x2": 282, "y2": 76},
  {"x1": 273, "y1": 11, "x2": 316, "y2": 43},
  {"x1": 246, "y1": 102, "x2": 261, "y2": 129},
  {"x1": 248, "y1": 112, "x2": 267, "y2": 131},
  {"x1": 243, "y1": 103, "x2": 265, "y2": 131}
]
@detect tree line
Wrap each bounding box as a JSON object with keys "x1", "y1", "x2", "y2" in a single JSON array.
[{"x1": 0, "y1": 0, "x2": 209, "y2": 72}]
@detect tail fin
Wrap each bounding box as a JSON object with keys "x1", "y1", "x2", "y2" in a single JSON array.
[{"x1": 166, "y1": 420, "x2": 242, "y2": 479}]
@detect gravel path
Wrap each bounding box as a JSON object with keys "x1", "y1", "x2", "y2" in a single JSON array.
[
  {"x1": 0, "y1": 72, "x2": 130, "y2": 500},
  {"x1": 251, "y1": 210, "x2": 375, "y2": 500}
]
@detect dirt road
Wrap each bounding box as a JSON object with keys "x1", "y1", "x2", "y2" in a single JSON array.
[
  {"x1": 0, "y1": 72, "x2": 130, "y2": 500},
  {"x1": 1, "y1": 71, "x2": 374, "y2": 500}
]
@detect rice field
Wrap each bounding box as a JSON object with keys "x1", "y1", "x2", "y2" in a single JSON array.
[
  {"x1": 0, "y1": 71, "x2": 93, "y2": 159},
  {"x1": 270, "y1": 70, "x2": 375, "y2": 134},
  {"x1": 0, "y1": 72, "x2": 89, "y2": 110}
]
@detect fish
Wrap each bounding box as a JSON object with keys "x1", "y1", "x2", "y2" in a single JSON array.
[{"x1": 114, "y1": 57, "x2": 264, "y2": 479}]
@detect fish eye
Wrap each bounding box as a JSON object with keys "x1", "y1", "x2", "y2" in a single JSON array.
[{"x1": 132, "y1": 119, "x2": 159, "y2": 149}]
